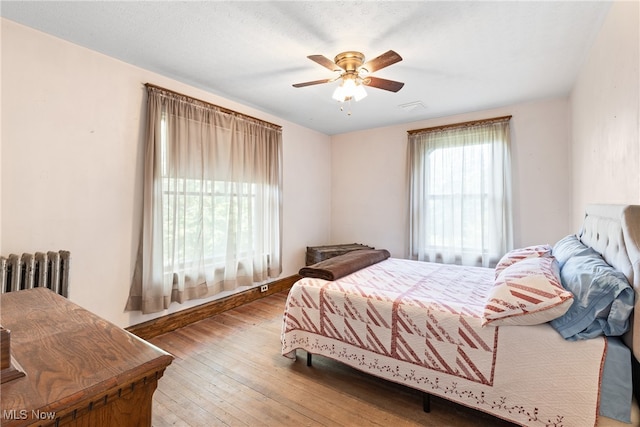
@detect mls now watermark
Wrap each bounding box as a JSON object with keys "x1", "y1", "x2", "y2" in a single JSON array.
[{"x1": 3, "y1": 409, "x2": 56, "y2": 421}]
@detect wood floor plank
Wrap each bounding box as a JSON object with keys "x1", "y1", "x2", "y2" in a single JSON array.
[
  {"x1": 194, "y1": 346, "x2": 388, "y2": 426},
  {"x1": 150, "y1": 291, "x2": 517, "y2": 426},
  {"x1": 160, "y1": 360, "x2": 259, "y2": 426}
]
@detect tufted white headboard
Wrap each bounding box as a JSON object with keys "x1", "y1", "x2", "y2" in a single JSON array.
[{"x1": 578, "y1": 204, "x2": 640, "y2": 359}]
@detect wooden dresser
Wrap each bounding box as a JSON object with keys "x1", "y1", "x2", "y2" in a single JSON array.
[{"x1": 0, "y1": 288, "x2": 173, "y2": 426}]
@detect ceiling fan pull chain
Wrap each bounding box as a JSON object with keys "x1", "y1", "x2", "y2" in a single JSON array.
[{"x1": 339, "y1": 99, "x2": 353, "y2": 116}]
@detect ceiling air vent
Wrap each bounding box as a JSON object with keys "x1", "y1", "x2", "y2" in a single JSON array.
[{"x1": 398, "y1": 101, "x2": 426, "y2": 113}]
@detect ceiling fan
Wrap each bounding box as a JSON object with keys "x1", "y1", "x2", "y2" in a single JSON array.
[{"x1": 293, "y1": 50, "x2": 404, "y2": 102}]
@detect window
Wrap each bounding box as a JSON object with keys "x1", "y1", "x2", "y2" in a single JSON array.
[
  {"x1": 161, "y1": 177, "x2": 258, "y2": 275},
  {"x1": 127, "y1": 85, "x2": 282, "y2": 314},
  {"x1": 408, "y1": 117, "x2": 513, "y2": 267}
]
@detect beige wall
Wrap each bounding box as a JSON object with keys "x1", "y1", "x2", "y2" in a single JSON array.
[
  {"x1": 569, "y1": 0, "x2": 640, "y2": 229},
  {"x1": 330, "y1": 98, "x2": 572, "y2": 257},
  {"x1": 1, "y1": 19, "x2": 332, "y2": 327}
]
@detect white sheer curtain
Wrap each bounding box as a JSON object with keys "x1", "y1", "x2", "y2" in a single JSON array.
[
  {"x1": 127, "y1": 85, "x2": 282, "y2": 314},
  {"x1": 408, "y1": 117, "x2": 513, "y2": 267}
]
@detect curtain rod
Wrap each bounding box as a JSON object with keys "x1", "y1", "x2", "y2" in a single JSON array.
[
  {"x1": 144, "y1": 83, "x2": 282, "y2": 131},
  {"x1": 407, "y1": 115, "x2": 512, "y2": 135}
]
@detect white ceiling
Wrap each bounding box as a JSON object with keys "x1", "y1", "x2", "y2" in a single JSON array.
[{"x1": 1, "y1": 1, "x2": 611, "y2": 135}]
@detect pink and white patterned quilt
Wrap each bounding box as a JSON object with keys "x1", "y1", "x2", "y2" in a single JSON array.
[{"x1": 281, "y1": 258, "x2": 607, "y2": 427}]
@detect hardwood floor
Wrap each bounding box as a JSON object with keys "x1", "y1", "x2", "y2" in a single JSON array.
[{"x1": 149, "y1": 291, "x2": 516, "y2": 427}]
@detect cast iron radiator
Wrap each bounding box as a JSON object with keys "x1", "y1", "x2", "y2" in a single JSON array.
[{"x1": 0, "y1": 251, "x2": 70, "y2": 297}]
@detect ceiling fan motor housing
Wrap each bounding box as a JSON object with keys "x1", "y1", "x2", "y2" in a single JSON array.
[{"x1": 334, "y1": 51, "x2": 366, "y2": 72}]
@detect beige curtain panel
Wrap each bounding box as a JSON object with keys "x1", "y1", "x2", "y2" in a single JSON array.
[
  {"x1": 127, "y1": 85, "x2": 283, "y2": 314},
  {"x1": 407, "y1": 116, "x2": 513, "y2": 267}
]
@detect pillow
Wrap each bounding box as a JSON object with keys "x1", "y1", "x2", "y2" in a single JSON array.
[
  {"x1": 494, "y1": 244, "x2": 552, "y2": 278},
  {"x1": 552, "y1": 234, "x2": 598, "y2": 268},
  {"x1": 483, "y1": 256, "x2": 573, "y2": 326},
  {"x1": 549, "y1": 252, "x2": 634, "y2": 340}
]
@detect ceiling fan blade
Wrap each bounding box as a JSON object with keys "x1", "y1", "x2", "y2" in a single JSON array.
[
  {"x1": 292, "y1": 78, "x2": 334, "y2": 88},
  {"x1": 361, "y1": 50, "x2": 403, "y2": 73},
  {"x1": 363, "y1": 76, "x2": 405, "y2": 93},
  {"x1": 308, "y1": 55, "x2": 343, "y2": 72}
]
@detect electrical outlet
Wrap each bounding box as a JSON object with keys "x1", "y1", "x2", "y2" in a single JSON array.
[{"x1": 260, "y1": 284, "x2": 268, "y2": 293}]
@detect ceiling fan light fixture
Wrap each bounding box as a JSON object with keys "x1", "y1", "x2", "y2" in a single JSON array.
[
  {"x1": 353, "y1": 83, "x2": 367, "y2": 101},
  {"x1": 343, "y1": 76, "x2": 356, "y2": 92},
  {"x1": 332, "y1": 85, "x2": 346, "y2": 102},
  {"x1": 332, "y1": 75, "x2": 367, "y2": 102}
]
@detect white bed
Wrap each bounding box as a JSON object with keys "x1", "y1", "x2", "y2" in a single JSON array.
[{"x1": 281, "y1": 204, "x2": 640, "y2": 427}]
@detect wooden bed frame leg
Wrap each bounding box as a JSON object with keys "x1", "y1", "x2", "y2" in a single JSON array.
[
  {"x1": 307, "y1": 352, "x2": 312, "y2": 367},
  {"x1": 423, "y1": 393, "x2": 431, "y2": 413}
]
